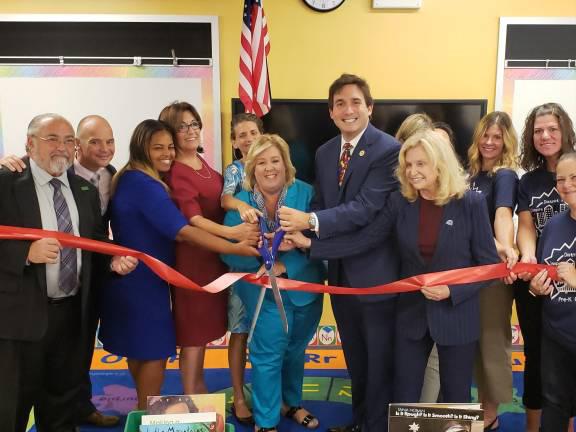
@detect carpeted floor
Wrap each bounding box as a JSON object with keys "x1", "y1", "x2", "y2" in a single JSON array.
[{"x1": 27, "y1": 369, "x2": 536, "y2": 432}]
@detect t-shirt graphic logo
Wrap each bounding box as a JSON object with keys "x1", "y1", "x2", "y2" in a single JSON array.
[
  {"x1": 530, "y1": 187, "x2": 567, "y2": 234},
  {"x1": 544, "y1": 236, "x2": 576, "y2": 300},
  {"x1": 470, "y1": 182, "x2": 482, "y2": 194}
]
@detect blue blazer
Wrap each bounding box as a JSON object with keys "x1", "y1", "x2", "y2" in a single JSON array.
[
  {"x1": 311, "y1": 190, "x2": 500, "y2": 345},
  {"x1": 311, "y1": 123, "x2": 401, "y2": 301},
  {"x1": 222, "y1": 179, "x2": 325, "y2": 308}
]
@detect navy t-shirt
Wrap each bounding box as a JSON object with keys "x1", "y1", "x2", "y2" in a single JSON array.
[
  {"x1": 517, "y1": 167, "x2": 568, "y2": 238},
  {"x1": 537, "y1": 211, "x2": 576, "y2": 351},
  {"x1": 470, "y1": 168, "x2": 518, "y2": 228}
]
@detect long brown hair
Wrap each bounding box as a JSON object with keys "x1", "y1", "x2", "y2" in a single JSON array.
[
  {"x1": 111, "y1": 119, "x2": 176, "y2": 194},
  {"x1": 520, "y1": 103, "x2": 575, "y2": 171}
]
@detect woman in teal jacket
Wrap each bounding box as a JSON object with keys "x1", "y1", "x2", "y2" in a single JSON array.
[{"x1": 222, "y1": 134, "x2": 325, "y2": 432}]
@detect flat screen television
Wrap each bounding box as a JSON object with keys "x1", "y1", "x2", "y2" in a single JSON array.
[{"x1": 231, "y1": 99, "x2": 487, "y2": 184}]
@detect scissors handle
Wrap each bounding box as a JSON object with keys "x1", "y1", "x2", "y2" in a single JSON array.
[{"x1": 270, "y1": 230, "x2": 285, "y2": 262}]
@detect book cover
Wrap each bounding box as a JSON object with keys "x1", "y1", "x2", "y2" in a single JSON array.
[
  {"x1": 139, "y1": 422, "x2": 216, "y2": 432},
  {"x1": 141, "y1": 412, "x2": 216, "y2": 425},
  {"x1": 389, "y1": 403, "x2": 483, "y2": 432},
  {"x1": 146, "y1": 394, "x2": 225, "y2": 432}
]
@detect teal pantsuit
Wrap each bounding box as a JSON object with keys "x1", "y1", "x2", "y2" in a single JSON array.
[{"x1": 222, "y1": 179, "x2": 325, "y2": 428}]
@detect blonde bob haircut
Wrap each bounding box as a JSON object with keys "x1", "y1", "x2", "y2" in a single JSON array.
[
  {"x1": 243, "y1": 133, "x2": 296, "y2": 192},
  {"x1": 468, "y1": 111, "x2": 519, "y2": 177},
  {"x1": 395, "y1": 113, "x2": 433, "y2": 144},
  {"x1": 396, "y1": 130, "x2": 468, "y2": 206}
]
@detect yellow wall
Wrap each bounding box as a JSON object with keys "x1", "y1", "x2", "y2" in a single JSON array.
[{"x1": 0, "y1": 0, "x2": 574, "y2": 164}]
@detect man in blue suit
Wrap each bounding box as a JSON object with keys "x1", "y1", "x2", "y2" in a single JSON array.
[
  {"x1": 0, "y1": 115, "x2": 119, "y2": 427},
  {"x1": 279, "y1": 74, "x2": 401, "y2": 432}
]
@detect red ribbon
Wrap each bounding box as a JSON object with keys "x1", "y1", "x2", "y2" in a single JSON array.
[{"x1": 0, "y1": 225, "x2": 557, "y2": 295}]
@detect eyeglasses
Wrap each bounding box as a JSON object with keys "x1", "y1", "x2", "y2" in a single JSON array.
[
  {"x1": 33, "y1": 135, "x2": 76, "y2": 146},
  {"x1": 177, "y1": 121, "x2": 201, "y2": 133}
]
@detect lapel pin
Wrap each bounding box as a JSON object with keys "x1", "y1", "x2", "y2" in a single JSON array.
[
  {"x1": 445, "y1": 219, "x2": 453, "y2": 226},
  {"x1": 359, "y1": 150, "x2": 366, "y2": 157},
  {"x1": 81, "y1": 186, "x2": 89, "y2": 191}
]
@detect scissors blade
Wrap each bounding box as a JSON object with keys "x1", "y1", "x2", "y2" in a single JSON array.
[
  {"x1": 268, "y1": 271, "x2": 289, "y2": 334},
  {"x1": 247, "y1": 285, "x2": 267, "y2": 343}
]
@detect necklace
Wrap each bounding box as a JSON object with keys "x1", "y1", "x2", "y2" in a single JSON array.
[{"x1": 191, "y1": 157, "x2": 212, "y2": 179}]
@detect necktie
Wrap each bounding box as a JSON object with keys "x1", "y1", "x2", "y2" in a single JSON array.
[
  {"x1": 338, "y1": 143, "x2": 352, "y2": 187},
  {"x1": 49, "y1": 178, "x2": 77, "y2": 295},
  {"x1": 90, "y1": 172, "x2": 100, "y2": 188},
  {"x1": 91, "y1": 173, "x2": 106, "y2": 214}
]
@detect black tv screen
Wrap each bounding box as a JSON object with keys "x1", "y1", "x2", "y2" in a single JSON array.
[{"x1": 231, "y1": 99, "x2": 487, "y2": 184}]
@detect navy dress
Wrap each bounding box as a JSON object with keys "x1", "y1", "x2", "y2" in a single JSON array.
[{"x1": 99, "y1": 170, "x2": 188, "y2": 360}]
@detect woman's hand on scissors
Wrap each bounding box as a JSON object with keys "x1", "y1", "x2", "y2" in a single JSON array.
[{"x1": 256, "y1": 260, "x2": 287, "y2": 278}]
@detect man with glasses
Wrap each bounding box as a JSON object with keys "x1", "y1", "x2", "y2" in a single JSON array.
[{"x1": 0, "y1": 113, "x2": 136, "y2": 431}]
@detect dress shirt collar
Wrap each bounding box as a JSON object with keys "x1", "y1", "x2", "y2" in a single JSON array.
[
  {"x1": 30, "y1": 158, "x2": 71, "y2": 189},
  {"x1": 73, "y1": 160, "x2": 104, "y2": 182},
  {"x1": 340, "y1": 125, "x2": 368, "y2": 155}
]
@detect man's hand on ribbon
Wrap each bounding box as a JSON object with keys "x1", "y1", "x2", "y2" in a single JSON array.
[
  {"x1": 27, "y1": 238, "x2": 62, "y2": 264},
  {"x1": 421, "y1": 285, "x2": 451, "y2": 301}
]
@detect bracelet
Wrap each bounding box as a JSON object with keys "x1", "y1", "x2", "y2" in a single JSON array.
[{"x1": 528, "y1": 289, "x2": 537, "y2": 297}]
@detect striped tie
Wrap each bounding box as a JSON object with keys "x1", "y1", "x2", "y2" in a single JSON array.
[
  {"x1": 338, "y1": 142, "x2": 352, "y2": 187},
  {"x1": 49, "y1": 178, "x2": 77, "y2": 295}
]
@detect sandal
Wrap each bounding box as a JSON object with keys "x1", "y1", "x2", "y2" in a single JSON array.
[
  {"x1": 484, "y1": 417, "x2": 500, "y2": 431},
  {"x1": 283, "y1": 406, "x2": 319, "y2": 429}
]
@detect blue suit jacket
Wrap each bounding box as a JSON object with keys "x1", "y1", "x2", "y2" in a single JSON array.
[
  {"x1": 222, "y1": 179, "x2": 325, "y2": 308},
  {"x1": 311, "y1": 123, "x2": 401, "y2": 301},
  {"x1": 311, "y1": 190, "x2": 500, "y2": 345}
]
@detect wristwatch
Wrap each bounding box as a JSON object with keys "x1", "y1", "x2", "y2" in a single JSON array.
[{"x1": 308, "y1": 213, "x2": 317, "y2": 231}]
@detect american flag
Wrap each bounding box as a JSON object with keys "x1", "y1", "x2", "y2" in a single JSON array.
[{"x1": 239, "y1": 0, "x2": 271, "y2": 117}]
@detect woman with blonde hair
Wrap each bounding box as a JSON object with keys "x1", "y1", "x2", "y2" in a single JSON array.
[
  {"x1": 287, "y1": 129, "x2": 500, "y2": 402},
  {"x1": 222, "y1": 134, "x2": 325, "y2": 432},
  {"x1": 395, "y1": 112, "x2": 433, "y2": 144},
  {"x1": 467, "y1": 111, "x2": 519, "y2": 431}
]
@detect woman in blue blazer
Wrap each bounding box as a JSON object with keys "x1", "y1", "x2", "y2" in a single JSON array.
[
  {"x1": 222, "y1": 134, "x2": 325, "y2": 432},
  {"x1": 287, "y1": 129, "x2": 500, "y2": 403}
]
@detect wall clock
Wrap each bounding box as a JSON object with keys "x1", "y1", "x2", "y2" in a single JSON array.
[{"x1": 303, "y1": 0, "x2": 345, "y2": 12}]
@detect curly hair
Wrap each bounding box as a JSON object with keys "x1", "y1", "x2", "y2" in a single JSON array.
[{"x1": 520, "y1": 102, "x2": 575, "y2": 171}]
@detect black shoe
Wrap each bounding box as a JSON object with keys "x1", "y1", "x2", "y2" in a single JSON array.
[
  {"x1": 326, "y1": 425, "x2": 361, "y2": 432},
  {"x1": 230, "y1": 403, "x2": 255, "y2": 425}
]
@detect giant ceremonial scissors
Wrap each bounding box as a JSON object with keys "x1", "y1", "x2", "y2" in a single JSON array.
[{"x1": 247, "y1": 217, "x2": 289, "y2": 343}]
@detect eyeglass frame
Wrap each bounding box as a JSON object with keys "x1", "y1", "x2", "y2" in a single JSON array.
[
  {"x1": 31, "y1": 134, "x2": 76, "y2": 147},
  {"x1": 177, "y1": 121, "x2": 201, "y2": 133}
]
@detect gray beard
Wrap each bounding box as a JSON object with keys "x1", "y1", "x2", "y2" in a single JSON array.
[{"x1": 49, "y1": 156, "x2": 71, "y2": 176}]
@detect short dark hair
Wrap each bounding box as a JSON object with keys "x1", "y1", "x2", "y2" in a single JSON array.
[
  {"x1": 328, "y1": 74, "x2": 373, "y2": 109},
  {"x1": 520, "y1": 102, "x2": 575, "y2": 171},
  {"x1": 230, "y1": 113, "x2": 264, "y2": 140},
  {"x1": 159, "y1": 101, "x2": 204, "y2": 154}
]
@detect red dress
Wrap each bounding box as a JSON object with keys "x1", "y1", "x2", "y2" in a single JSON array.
[{"x1": 166, "y1": 159, "x2": 228, "y2": 346}]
